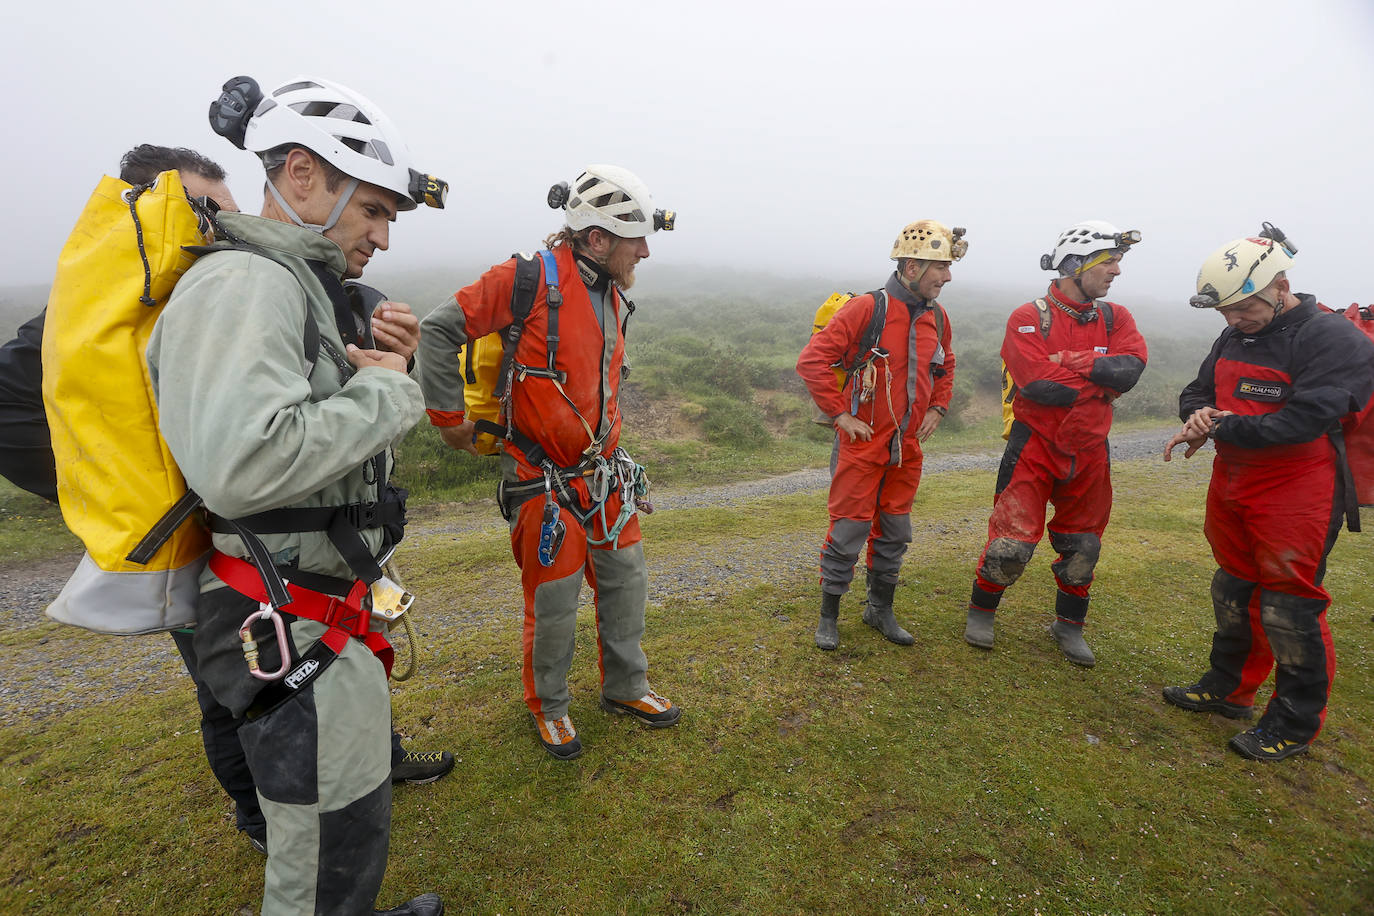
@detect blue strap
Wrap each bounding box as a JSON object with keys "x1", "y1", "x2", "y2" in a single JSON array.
[{"x1": 538, "y1": 249, "x2": 559, "y2": 286}]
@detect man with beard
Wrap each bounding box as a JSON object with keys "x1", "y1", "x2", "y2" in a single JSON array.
[
  {"x1": 1163, "y1": 223, "x2": 1374, "y2": 761},
  {"x1": 797, "y1": 220, "x2": 961, "y2": 651},
  {"x1": 963, "y1": 221, "x2": 1148, "y2": 667},
  {"x1": 419, "y1": 164, "x2": 680, "y2": 760}
]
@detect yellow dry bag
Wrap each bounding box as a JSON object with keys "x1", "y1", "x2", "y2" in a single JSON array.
[
  {"x1": 42, "y1": 170, "x2": 213, "y2": 634},
  {"x1": 455, "y1": 332, "x2": 505, "y2": 456}
]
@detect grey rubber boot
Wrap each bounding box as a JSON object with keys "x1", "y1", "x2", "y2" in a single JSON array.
[
  {"x1": 1050, "y1": 619, "x2": 1096, "y2": 667},
  {"x1": 862, "y1": 574, "x2": 914, "y2": 646},
  {"x1": 964, "y1": 608, "x2": 995, "y2": 649},
  {"x1": 815, "y1": 591, "x2": 841, "y2": 651}
]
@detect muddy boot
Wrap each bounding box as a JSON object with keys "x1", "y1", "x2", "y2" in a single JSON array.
[
  {"x1": 862, "y1": 574, "x2": 914, "y2": 646},
  {"x1": 1050, "y1": 620, "x2": 1095, "y2": 667},
  {"x1": 815, "y1": 591, "x2": 841, "y2": 651},
  {"x1": 964, "y1": 608, "x2": 995, "y2": 649}
]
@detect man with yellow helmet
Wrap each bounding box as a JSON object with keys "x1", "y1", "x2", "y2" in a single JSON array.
[
  {"x1": 1163, "y1": 223, "x2": 1374, "y2": 761},
  {"x1": 797, "y1": 219, "x2": 961, "y2": 651},
  {"x1": 964, "y1": 221, "x2": 1148, "y2": 667}
]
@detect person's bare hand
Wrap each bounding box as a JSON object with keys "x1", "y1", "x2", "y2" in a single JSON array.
[
  {"x1": 834, "y1": 413, "x2": 874, "y2": 443},
  {"x1": 438, "y1": 421, "x2": 478, "y2": 455},
  {"x1": 346, "y1": 344, "x2": 407, "y2": 374},
  {"x1": 916, "y1": 409, "x2": 943, "y2": 442},
  {"x1": 370, "y1": 301, "x2": 420, "y2": 362}
]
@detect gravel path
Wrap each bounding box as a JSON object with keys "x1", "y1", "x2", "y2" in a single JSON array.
[{"x1": 0, "y1": 425, "x2": 1180, "y2": 722}]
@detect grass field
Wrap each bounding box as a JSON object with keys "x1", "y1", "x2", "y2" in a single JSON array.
[{"x1": 1, "y1": 455, "x2": 1371, "y2": 914}]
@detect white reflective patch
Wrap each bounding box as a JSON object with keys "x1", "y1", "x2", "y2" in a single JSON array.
[
  {"x1": 285, "y1": 658, "x2": 320, "y2": 690},
  {"x1": 1017, "y1": 325, "x2": 1037, "y2": 333},
  {"x1": 1094, "y1": 346, "x2": 1108, "y2": 354}
]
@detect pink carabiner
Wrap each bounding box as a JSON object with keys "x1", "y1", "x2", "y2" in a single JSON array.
[{"x1": 239, "y1": 603, "x2": 291, "y2": 681}]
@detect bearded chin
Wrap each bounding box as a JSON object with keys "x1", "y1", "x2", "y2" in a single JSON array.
[{"x1": 612, "y1": 265, "x2": 636, "y2": 290}]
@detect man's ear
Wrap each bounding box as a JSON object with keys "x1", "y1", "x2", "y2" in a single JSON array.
[{"x1": 278, "y1": 147, "x2": 318, "y2": 204}]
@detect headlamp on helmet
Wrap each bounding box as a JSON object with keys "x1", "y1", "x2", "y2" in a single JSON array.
[
  {"x1": 1189, "y1": 222, "x2": 1297, "y2": 310},
  {"x1": 548, "y1": 165, "x2": 672, "y2": 239},
  {"x1": 1041, "y1": 221, "x2": 1140, "y2": 275},
  {"x1": 890, "y1": 220, "x2": 968, "y2": 262}
]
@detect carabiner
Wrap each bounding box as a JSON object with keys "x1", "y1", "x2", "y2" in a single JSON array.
[{"x1": 239, "y1": 602, "x2": 291, "y2": 681}]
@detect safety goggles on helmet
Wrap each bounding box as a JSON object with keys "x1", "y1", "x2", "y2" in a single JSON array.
[
  {"x1": 209, "y1": 75, "x2": 448, "y2": 214},
  {"x1": 1189, "y1": 222, "x2": 1297, "y2": 309},
  {"x1": 1041, "y1": 221, "x2": 1140, "y2": 274},
  {"x1": 547, "y1": 164, "x2": 674, "y2": 239},
  {"x1": 889, "y1": 220, "x2": 968, "y2": 262}
]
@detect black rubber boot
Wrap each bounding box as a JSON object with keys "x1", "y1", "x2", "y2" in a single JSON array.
[
  {"x1": 815, "y1": 591, "x2": 841, "y2": 651},
  {"x1": 375, "y1": 892, "x2": 444, "y2": 915},
  {"x1": 862, "y1": 573, "x2": 914, "y2": 646}
]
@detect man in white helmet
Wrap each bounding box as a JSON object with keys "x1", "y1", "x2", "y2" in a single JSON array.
[
  {"x1": 797, "y1": 220, "x2": 961, "y2": 651},
  {"x1": 963, "y1": 221, "x2": 1148, "y2": 667},
  {"x1": 419, "y1": 164, "x2": 680, "y2": 761},
  {"x1": 1163, "y1": 223, "x2": 1374, "y2": 762},
  {"x1": 145, "y1": 76, "x2": 447, "y2": 915}
]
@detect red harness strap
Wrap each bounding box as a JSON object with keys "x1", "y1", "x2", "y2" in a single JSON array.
[{"x1": 209, "y1": 552, "x2": 394, "y2": 677}]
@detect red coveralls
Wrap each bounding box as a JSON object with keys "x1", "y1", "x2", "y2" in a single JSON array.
[
  {"x1": 797, "y1": 275, "x2": 955, "y2": 593},
  {"x1": 1179, "y1": 295, "x2": 1374, "y2": 744},
  {"x1": 424, "y1": 245, "x2": 652, "y2": 722},
  {"x1": 970, "y1": 281, "x2": 1147, "y2": 624}
]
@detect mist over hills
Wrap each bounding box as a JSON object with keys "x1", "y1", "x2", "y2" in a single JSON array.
[{"x1": 1, "y1": 261, "x2": 1220, "y2": 347}]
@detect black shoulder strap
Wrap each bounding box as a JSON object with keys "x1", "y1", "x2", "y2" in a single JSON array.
[
  {"x1": 1099, "y1": 300, "x2": 1115, "y2": 334},
  {"x1": 493, "y1": 252, "x2": 545, "y2": 398},
  {"x1": 849, "y1": 289, "x2": 888, "y2": 374}
]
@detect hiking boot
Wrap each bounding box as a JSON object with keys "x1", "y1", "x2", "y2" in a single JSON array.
[
  {"x1": 862, "y1": 576, "x2": 914, "y2": 646},
  {"x1": 1050, "y1": 620, "x2": 1095, "y2": 667},
  {"x1": 1162, "y1": 683, "x2": 1253, "y2": 720},
  {"x1": 391, "y1": 749, "x2": 456, "y2": 785},
  {"x1": 815, "y1": 591, "x2": 841, "y2": 651},
  {"x1": 964, "y1": 608, "x2": 994, "y2": 649},
  {"x1": 244, "y1": 825, "x2": 267, "y2": 856},
  {"x1": 534, "y1": 714, "x2": 583, "y2": 760},
  {"x1": 374, "y1": 893, "x2": 444, "y2": 916},
  {"x1": 600, "y1": 689, "x2": 682, "y2": 728},
  {"x1": 1228, "y1": 725, "x2": 1310, "y2": 762}
]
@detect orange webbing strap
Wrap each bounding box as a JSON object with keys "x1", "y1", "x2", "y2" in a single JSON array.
[{"x1": 209, "y1": 552, "x2": 394, "y2": 677}]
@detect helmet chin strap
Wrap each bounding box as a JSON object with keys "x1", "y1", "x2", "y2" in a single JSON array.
[
  {"x1": 266, "y1": 177, "x2": 359, "y2": 233},
  {"x1": 900, "y1": 261, "x2": 928, "y2": 295}
]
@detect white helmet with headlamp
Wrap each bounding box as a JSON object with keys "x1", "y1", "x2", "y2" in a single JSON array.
[
  {"x1": 547, "y1": 164, "x2": 675, "y2": 239},
  {"x1": 209, "y1": 75, "x2": 448, "y2": 232},
  {"x1": 1189, "y1": 222, "x2": 1297, "y2": 310},
  {"x1": 1042, "y1": 220, "x2": 1141, "y2": 277}
]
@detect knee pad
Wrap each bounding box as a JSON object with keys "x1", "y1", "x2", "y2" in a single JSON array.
[
  {"x1": 1049, "y1": 532, "x2": 1101, "y2": 587},
  {"x1": 980, "y1": 537, "x2": 1036, "y2": 587}
]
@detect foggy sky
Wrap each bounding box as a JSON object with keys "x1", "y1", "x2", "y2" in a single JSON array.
[{"x1": 6, "y1": 0, "x2": 1374, "y2": 316}]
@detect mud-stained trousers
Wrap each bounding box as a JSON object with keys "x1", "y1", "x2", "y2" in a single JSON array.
[
  {"x1": 971, "y1": 424, "x2": 1109, "y2": 622},
  {"x1": 199, "y1": 588, "x2": 392, "y2": 916},
  {"x1": 1194, "y1": 449, "x2": 1342, "y2": 743},
  {"x1": 819, "y1": 435, "x2": 923, "y2": 593},
  {"x1": 510, "y1": 492, "x2": 650, "y2": 720}
]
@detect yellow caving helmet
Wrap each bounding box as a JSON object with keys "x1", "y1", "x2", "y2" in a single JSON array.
[
  {"x1": 890, "y1": 220, "x2": 968, "y2": 262},
  {"x1": 1190, "y1": 222, "x2": 1297, "y2": 309}
]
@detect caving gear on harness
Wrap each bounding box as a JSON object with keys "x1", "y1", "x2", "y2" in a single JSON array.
[
  {"x1": 808, "y1": 290, "x2": 947, "y2": 425},
  {"x1": 1189, "y1": 222, "x2": 1295, "y2": 310},
  {"x1": 209, "y1": 74, "x2": 447, "y2": 231},
  {"x1": 549, "y1": 164, "x2": 674, "y2": 239},
  {"x1": 1040, "y1": 220, "x2": 1141, "y2": 277}
]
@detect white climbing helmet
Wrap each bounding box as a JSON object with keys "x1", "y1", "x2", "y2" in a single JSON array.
[
  {"x1": 1042, "y1": 220, "x2": 1141, "y2": 275},
  {"x1": 1190, "y1": 222, "x2": 1297, "y2": 309},
  {"x1": 245, "y1": 75, "x2": 435, "y2": 211},
  {"x1": 553, "y1": 164, "x2": 674, "y2": 239}
]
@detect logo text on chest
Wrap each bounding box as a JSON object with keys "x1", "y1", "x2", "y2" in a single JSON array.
[{"x1": 1234, "y1": 378, "x2": 1286, "y2": 401}]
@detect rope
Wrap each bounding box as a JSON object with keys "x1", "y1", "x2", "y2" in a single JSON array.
[{"x1": 382, "y1": 559, "x2": 419, "y2": 682}]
